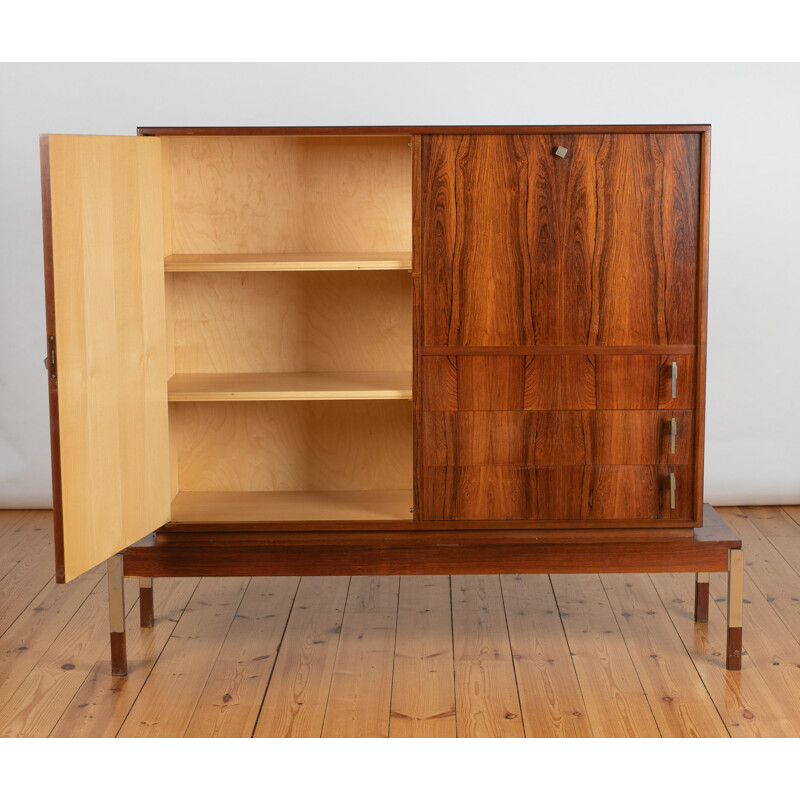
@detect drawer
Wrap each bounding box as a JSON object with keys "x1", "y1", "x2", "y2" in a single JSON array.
[
  {"x1": 421, "y1": 354, "x2": 695, "y2": 410},
  {"x1": 422, "y1": 411, "x2": 695, "y2": 466},
  {"x1": 420, "y1": 465, "x2": 693, "y2": 521}
]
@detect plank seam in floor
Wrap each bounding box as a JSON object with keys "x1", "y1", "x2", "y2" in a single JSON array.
[
  {"x1": 498, "y1": 575, "x2": 531, "y2": 737},
  {"x1": 546, "y1": 574, "x2": 597, "y2": 738},
  {"x1": 596, "y1": 575, "x2": 665, "y2": 737},
  {"x1": 111, "y1": 578, "x2": 201, "y2": 737},
  {"x1": 644, "y1": 573, "x2": 730, "y2": 737},
  {"x1": 316, "y1": 577, "x2": 352, "y2": 737},
  {"x1": 248, "y1": 576, "x2": 304, "y2": 737},
  {"x1": 0, "y1": 570, "x2": 107, "y2": 721}
]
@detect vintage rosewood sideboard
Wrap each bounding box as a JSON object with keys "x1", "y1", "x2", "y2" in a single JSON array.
[{"x1": 39, "y1": 125, "x2": 742, "y2": 676}]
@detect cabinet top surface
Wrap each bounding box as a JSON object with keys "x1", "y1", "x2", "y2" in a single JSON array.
[{"x1": 137, "y1": 124, "x2": 711, "y2": 136}]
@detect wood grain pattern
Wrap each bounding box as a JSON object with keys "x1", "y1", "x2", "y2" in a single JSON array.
[
  {"x1": 123, "y1": 523, "x2": 734, "y2": 578},
  {"x1": 169, "y1": 400, "x2": 411, "y2": 493},
  {"x1": 0, "y1": 567, "x2": 104, "y2": 708},
  {"x1": 171, "y1": 490, "x2": 413, "y2": 523},
  {"x1": 117, "y1": 577, "x2": 249, "y2": 737},
  {"x1": 716, "y1": 508, "x2": 800, "y2": 645},
  {"x1": 44, "y1": 135, "x2": 171, "y2": 581},
  {"x1": 50, "y1": 576, "x2": 199, "y2": 737},
  {"x1": 165, "y1": 136, "x2": 411, "y2": 255},
  {"x1": 420, "y1": 133, "x2": 700, "y2": 347},
  {"x1": 169, "y1": 271, "x2": 411, "y2": 374},
  {"x1": 600, "y1": 573, "x2": 728, "y2": 737},
  {"x1": 254, "y1": 577, "x2": 348, "y2": 737},
  {"x1": 705, "y1": 532, "x2": 800, "y2": 732},
  {"x1": 651, "y1": 570, "x2": 798, "y2": 737},
  {"x1": 184, "y1": 577, "x2": 299, "y2": 737},
  {"x1": 0, "y1": 570, "x2": 136, "y2": 737},
  {"x1": 321, "y1": 577, "x2": 399, "y2": 737},
  {"x1": 390, "y1": 576, "x2": 456, "y2": 737},
  {"x1": 422, "y1": 355, "x2": 696, "y2": 410},
  {"x1": 500, "y1": 575, "x2": 592, "y2": 737},
  {"x1": 421, "y1": 465, "x2": 693, "y2": 521},
  {"x1": 451, "y1": 575, "x2": 524, "y2": 737},
  {"x1": 165, "y1": 252, "x2": 412, "y2": 272},
  {"x1": 167, "y1": 371, "x2": 412, "y2": 402},
  {"x1": 550, "y1": 574, "x2": 660, "y2": 737},
  {"x1": 422, "y1": 411, "x2": 694, "y2": 466},
  {"x1": 0, "y1": 514, "x2": 56, "y2": 637}
]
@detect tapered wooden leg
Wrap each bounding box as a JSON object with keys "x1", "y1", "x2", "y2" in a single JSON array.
[
  {"x1": 108, "y1": 554, "x2": 127, "y2": 676},
  {"x1": 139, "y1": 577, "x2": 154, "y2": 628},
  {"x1": 726, "y1": 549, "x2": 743, "y2": 670},
  {"x1": 694, "y1": 572, "x2": 710, "y2": 622}
]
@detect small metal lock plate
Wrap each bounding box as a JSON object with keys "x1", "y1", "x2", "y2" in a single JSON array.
[{"x1": 554, "y1": 146, "x2": 568, "y2": 158}]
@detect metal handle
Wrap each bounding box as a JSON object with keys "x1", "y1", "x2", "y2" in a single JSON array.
[
  {"x1": 554, "y1": 145, "x2": 568, "y2": 158},
  {"x1": 669, "y1": 417, "x2": 677, "y2": 455},
  {"x1": 669, "y1": 472, "x2": 676, "y2": 510},
  {"x1": 671, "y1": 361, "x2": 678, "y2": 399}
]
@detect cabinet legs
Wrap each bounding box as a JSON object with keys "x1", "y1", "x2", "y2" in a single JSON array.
[
  {"x1": 139, "y1": 577, "x2": 154, "y2": 628},
  {"x1": 107, "y1": 554, "x2": 127, "y2": 676},
  {"x1": 726, "y1": 548, "x2": 744, "y2": 670},
  {"x1": 694, "y1": 555, "x2": 742, "y2": 670},
  {"x1": 694, "y1": 572, "x2": 710, "y2": 622}
]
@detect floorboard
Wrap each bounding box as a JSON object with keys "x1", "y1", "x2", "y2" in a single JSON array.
[
  {"x1": 253, "y1": 577, "x2": 349, "y2": 737},
  {"x1": 117, "y1": 577, "x2": 249, "y2": 737},
  {"x1": 550, "y1": 573, "x2": 661, "y2": 737},
  {"x1": 500, "y1": 574, "x2": 592, "y2": 737},
  {"x1": 451, "y1": 575, "x2": 525, "y2": 737},
  {"x1": 390, "y1": 576, "x2": 456, "y2": 737},
  {"x1": 2, "y1": 507, "x2": 800, "y2": 737}
]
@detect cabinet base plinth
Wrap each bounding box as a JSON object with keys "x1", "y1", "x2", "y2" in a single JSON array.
[{"x1": 109, "y1": 504, "x2": 742, "y2": 675}]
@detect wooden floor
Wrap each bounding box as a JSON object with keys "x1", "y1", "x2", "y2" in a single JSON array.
[{"x1": 1, "y1": 507, "x2": 800, "y2": 737}]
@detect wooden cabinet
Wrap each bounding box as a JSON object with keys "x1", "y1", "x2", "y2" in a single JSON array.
[{"x1": 40, "y1": 125, "x2": 743, "y2": 675}]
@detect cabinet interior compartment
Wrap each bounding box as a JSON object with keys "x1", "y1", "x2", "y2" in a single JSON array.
[
  {"x1": 160, "y1": 134, "x2": 413, "y2": 522},
  {"x1": 168, "y1": 400, "x2": 413, "y2": 521}
]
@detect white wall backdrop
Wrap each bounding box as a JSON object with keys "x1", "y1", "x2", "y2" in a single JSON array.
[{"x1": 1, "y1": 62, "x2": 798, "y2": 507}]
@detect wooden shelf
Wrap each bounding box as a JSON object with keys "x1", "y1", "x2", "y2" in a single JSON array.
[
  {"x1": 164, "y1": 252, "x2": 413, "y2": 272},
  {"x1": 171, "y1": 490, "x2": 414, "y2": 522},
  {"x1": 167, "y1": 371, "x2": 413, "y2": 401}
]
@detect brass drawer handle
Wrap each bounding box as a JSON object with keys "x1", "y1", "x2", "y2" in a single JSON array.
[
  {"x1": 671, "y1": 361, "x2": 678, "y2": 399},
  {"x1": 669, "y1": 417, "x2": 677, "y2": 455},
  {"x1": 669, "y1": 472, "x2": 676, "y2": 510}
]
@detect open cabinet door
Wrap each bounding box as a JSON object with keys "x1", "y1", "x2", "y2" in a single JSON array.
[{"x1": 41, "y1": 135, "x2": 170, "y2": 582}]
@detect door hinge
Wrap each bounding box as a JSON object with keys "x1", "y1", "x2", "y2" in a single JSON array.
[{"x1": 44, "y1": 334, "x2": 56, "y2": 380}]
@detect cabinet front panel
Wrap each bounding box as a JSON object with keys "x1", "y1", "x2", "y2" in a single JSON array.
[
  {"x1": 421, "y1": 355, "x2": 696, "y2": 411},
  {"x1": 422, "y1": 411, "x2": 694, "y2": 466},
  {"x1": 420, "y1": 133, "x2": 700, "y2": 347},
  {"x1": 420, "y1": 465, "x2": 693, "y2": 521}
]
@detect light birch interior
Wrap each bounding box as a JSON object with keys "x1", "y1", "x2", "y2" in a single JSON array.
[{"x1": 160, "y1": 135, "x2": 413, "y2": 522}]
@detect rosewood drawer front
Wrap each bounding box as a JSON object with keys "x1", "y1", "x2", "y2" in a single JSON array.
[
  {"x1": 420, "y1": 465, "x2": 693, "y2": 521},
  {"x1": 422, "y1": 410, "x2": 695, "y2": 466},
  {"x1": 421, "y1": 355, "x2": 696, "y2": 411}
]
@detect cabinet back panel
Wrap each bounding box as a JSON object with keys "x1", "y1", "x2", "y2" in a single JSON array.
[
  {"x1": 170, "y1": 401, "x2": 411, "y2": 492},
  {"x1": 170, "y1": 271, "x2": 411, "y2": 373},
  {"x1": 164, "y1": 136, "x2": 412, "y2": 254}
]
